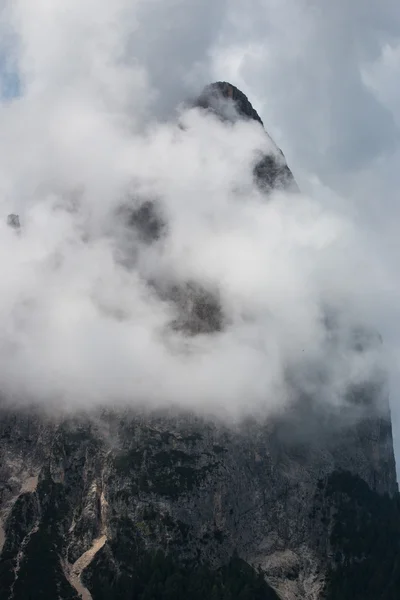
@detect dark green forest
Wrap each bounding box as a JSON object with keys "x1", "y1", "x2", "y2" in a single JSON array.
[
  {"x1": 83, "y1": 549, "x2": 279, "y2": 600},
  {"x1": 2, "y1": 467, "x2": 400, "y2": 599},
  {"x1": 325, "y1": 471, "x2": 400, "y2": 600},
  {"x1": 124, "y1": 551, "x2": 279, "y2": 600}
]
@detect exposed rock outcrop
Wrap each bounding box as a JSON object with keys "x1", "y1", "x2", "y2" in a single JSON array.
[
  {"x1": 193, "y1": 81, "x2": 299, "y2": 193},
  {"x1": 0, "y1": 401, "x2": 397, "y2": 600}
]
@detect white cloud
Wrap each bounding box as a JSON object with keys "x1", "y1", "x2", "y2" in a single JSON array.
[{"x1": 0, "y1": 0, "x2": 399, "y2": 452}]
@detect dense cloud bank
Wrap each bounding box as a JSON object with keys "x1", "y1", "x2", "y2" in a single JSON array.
[{"x1": 0, "y1": 2, "x2": 399, "y2": 445}]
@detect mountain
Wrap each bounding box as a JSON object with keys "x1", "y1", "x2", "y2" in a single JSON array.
[
  {"x1": 192, "y1": 81, "x2": 299, "y2": 194},
  {"x1": 0, "y1": 83, "x2": 399, "y2": 600}
]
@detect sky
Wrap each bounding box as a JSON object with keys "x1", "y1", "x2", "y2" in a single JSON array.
[{"x1": 1, "y1": 1, "x2": 400, "y2": 465}]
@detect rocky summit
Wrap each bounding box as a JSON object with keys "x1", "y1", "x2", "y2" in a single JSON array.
[
  {"x1": 0, "y1": 84, "x2": 399, "y2": 600},
  {"x1": 193, "y1": 81, "x2": 299, "y2": 194}
]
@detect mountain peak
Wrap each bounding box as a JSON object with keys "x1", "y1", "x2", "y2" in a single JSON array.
[
  {"x1": 191, "y1": 82, "x2": 299, "y2": 193},
  {"x1": 195, "y1": 81, "x2": 265, "y2": 126}
]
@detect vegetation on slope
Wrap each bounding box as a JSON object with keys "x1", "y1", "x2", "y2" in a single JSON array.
[
  {"x1": 84, "y1": 548, "x2": 279, "y2": 600},
  {"x1": 324, "y1": 471, "x2": 400, "y2": 600}
]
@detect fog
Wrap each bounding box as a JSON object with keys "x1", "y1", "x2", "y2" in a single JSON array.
[{"x1": 0, "y1": 0, "x2": 399, "y2": 447}]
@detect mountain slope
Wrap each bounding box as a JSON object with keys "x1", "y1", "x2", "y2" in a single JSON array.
[
  {"x1": 0, "y1": 402, "x2": 397, "y2": 600},
  {"x1": 0, "y1": 83, "x2": 398, "y2": 600}
]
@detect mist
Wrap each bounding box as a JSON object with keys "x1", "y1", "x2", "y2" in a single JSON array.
[{"x1": 0, "y1": 1, "x2": 399, "y2": 438}]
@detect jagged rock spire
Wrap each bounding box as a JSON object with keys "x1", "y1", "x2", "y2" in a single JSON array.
[{"x1": 193, "y1": 81, "x2": 298, "y2": 193}]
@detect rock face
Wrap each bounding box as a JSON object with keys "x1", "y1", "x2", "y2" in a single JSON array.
[
  {"x1": 193, "y1": 81, "x2": 299, "y2": 193},
  {"x1": 0, "y1": 84, "x2": 398, "y2": 600},
  {"x1": 0, "y1": 403, "x2": 397, "y2": 600}
]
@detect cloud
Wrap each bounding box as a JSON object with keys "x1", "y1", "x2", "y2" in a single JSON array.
[
  {"x1": 0, "y1": 0, "x2": 398, "y2": 443},
  {"x1": 206, "y1": 0, "x2": 400, "y2": 450}
]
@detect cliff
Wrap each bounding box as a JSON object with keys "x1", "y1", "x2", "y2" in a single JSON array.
[{"x1": 0, "y1": 83, "x2": 398, "y2": 600}]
